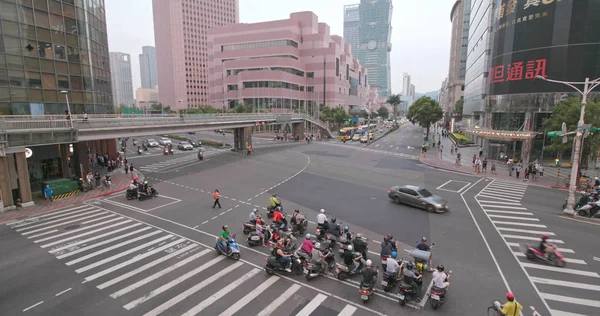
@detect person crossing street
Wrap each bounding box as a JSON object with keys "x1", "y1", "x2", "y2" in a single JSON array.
[{"x1": 213, "y1": 189, "x2": 222, "y2": 208}]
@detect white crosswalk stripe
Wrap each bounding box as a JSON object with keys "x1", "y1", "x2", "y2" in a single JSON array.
[
  {"x1": 476, "y1": 180, "x2": 600, "y2": 315},
  {"x1": 8, "y1": 204, "x2": 381, "y2": 316}
]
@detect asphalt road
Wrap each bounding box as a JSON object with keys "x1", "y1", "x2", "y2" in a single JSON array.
[{"x1": 1, "y1": 125, "x2": 597, "y2": 316}]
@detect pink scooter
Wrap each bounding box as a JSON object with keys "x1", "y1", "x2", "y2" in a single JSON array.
[{"x1": 524, "y1": 244, "x2": 566, "y2": 267}]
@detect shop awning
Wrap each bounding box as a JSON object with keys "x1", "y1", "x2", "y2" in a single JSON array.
[{"x1": 463, "y1": 128, "x2": 538, "y2": 141}]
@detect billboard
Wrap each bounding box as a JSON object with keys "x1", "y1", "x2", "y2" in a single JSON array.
[{"x1": 489, "y1": 0, "x2": 600, "y2": 95}]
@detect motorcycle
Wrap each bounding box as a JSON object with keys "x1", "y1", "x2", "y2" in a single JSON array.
[
  {"x1": 524, "y1": 244, "x2": 566, "y2": 267},
  {"x1": 338, "y1": 234, "x2": 352, "y2": 256},
  {"x1": 264, "y1": 254, "x2": 303, "y2": 275},
  {"x1": 381, "y1": 271, "x2": 400, "y2": 292},
  {"x1": 198, "y1": 151, "x2": 204, "y2": 160},
  {"x1": 398, "y1": 272, "x2": 423, "y2": 306},
  {"x1": 574, "y1": 202, "x2": 600, "y2": 217},
  {"x1": 246, "y1": 228, "x2": 272, "y2": 247},
  {"x1": 266, "y1": 203, "x2": 282, "y2": 218},
  {"x1": 304, "y1": 250, "x2": 335, "y2": 280},
  {"x1": 359, "y1": 282, "x2": 376, "y2": 303},
  {"x1": 242, "y1": 221, "x2": 256, "y2": 234},
  {"x1": 429, "y1": 270, "x2": 452, "y2": 309},
  {"x1": 409, "y1": 243, "x2": 434, "y2": 273},
  {"x1": 125, "y1": 189, "x2": 138, "y2": 200},
  {"x1": 290, "y1": 216, "x2": 308, "y2": 236},
  {"x1": 143, "y1": 144, "x2": 148, "y2": 151},
  {"x1": 335, "y1": 254, "x2": 365, "y2": 280},
  {"x1": 137, "y1": 148, "x2": 142, "y2": 155},
  {"x1": 163, "y1": 148, "x2": 169, "y2": 155},
  {"x1": 215, "y1": 235, "x2": 241, "y2": 260},
  {"x1": 138, "y1": 187, "x2": 158, "y2": 201}
]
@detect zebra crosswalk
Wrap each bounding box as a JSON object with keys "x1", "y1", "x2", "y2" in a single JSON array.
[
  {"x1": 476, "y1": 180, "x2": 600, "y2": 316},
  {"x1": 6, "y1": 204, "x2": 378, "y2": 316}
]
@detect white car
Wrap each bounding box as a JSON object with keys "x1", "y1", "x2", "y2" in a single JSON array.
[
  {"x1": 146, "y1": 139, "x2": 159, "y2": 147},
  {"x1": 177, "y1": 142, "x2": 193, "y2": 150},
  {"x1": 159, "y1": 137, "x2": 171, "y2": 145}
]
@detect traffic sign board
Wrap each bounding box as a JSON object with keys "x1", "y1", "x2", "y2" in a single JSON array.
[{"x1": 248, "y1": 135, "x2": 252, "y2": 140}]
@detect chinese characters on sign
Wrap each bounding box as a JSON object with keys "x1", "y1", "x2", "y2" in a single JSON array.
[
  {"x1": 490, "y1": 59, "x2": 548, "y2": 83},
  {"x1": 497, "y1": 0, "x2": 560, "y2": 21}
]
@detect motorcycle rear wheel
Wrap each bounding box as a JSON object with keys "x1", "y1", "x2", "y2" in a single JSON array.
[
  {"x1": 232, "y1": 253, "x2": 240, "y2": 260},
  {"x1": 265, "y1": 265, "x2": 274, "y2": 275},
  {"x1": 525, "y1": 250, "x2": 536, "y2": 260},
  {"x1": 400, "y1": 298, "x2": 406, "y2": 306},
  {"x1": 431, "y1": 299, "x2": 439, "y2": 309}
]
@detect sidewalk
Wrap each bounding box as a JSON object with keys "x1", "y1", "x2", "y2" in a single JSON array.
[
  {"x1": 0, "y1": 168, "x2": 144, "y2": 223},
  {"x1": 420, "y1": 132, "x2": 565, "y2": 188}
]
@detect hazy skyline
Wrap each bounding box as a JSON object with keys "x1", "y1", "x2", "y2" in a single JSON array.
[{"x1": 105, "y1": 0, "x2": 453, "y2": 95}]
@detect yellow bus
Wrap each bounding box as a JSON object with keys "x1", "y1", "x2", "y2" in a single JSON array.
[
  {"x1": 339, "y1": 127, "x2": 354, "y2": 141},
  {"x1": 357, "y1": 124, "x2": 377, "y2": 131}
]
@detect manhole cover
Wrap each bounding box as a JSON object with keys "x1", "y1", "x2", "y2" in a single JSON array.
[{"x1": 64, "y1": 224, "x2": 80, "y2": 230}]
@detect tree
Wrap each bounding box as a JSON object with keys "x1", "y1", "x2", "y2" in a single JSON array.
[
  {"x1": 542, "y1": 97, "x2": 600, "y2": 168},
  {"x1": 453, "y1": 99, "x2": 463, "y2": 116},
  {"x1": 332, "y1": 106, "x2": 350, "y2": 128},
  {"x1": 377, "y1": 106, "x2": 390, "y2": 119},
  {"x1": 150, "y1": 103, "x2": 163, "y2": 111},
  {"x1": 406, "y1": 96, "x2": 443, "y2": 141},
  {"x1": 386, "y1": 94, "x2": 401, "y2": 117}
]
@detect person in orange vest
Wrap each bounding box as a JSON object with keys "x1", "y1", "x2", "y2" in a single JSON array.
[
  {"x1": 247, "y1": 144, "x2": 252, "y2": 156},
  {"x1": 212, "y1": 189, "x2": 221, "y2": 208}
]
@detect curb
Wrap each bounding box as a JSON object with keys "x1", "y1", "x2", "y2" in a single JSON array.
[
  {"x1": 366, "y1": 124, "x2": 404, "y2": 147},
  {"x1": 419, "y1": 158, "x2": 562, "y2": 190}
]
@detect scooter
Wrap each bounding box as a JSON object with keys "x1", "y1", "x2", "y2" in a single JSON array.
[
  {"x1": 125, "y1": 189, "x2": 138, "y2": 200},
  {"x1": 246, "y1": 229, "x2": 271, "y2": 247},
  {"x1": 575, "y1": 202, "x2": 600, "y2": 217},
  {"x1": 304, "y1": 250, "x2": 335, "y2": 280},
  {"x1": 359, "y1": 281, "x2": 376, "y2": 303},
  {"x1": 242, "y1": 221, "x2": 256, "y2": 234},
  {"x1": 215, "y1": 235, "x2": 240, "y2": 260},
  {"x1": 264, "y1": 254, "x2": 302, "y2": 275},
  {"x1": 524, "y1": 244, "x2": 566, "y2": 267},
  {"x1": 198, "y1": 150, "x2": 204, "y2": 160},
  {"x1": 138, "y1": 187, "x2": 158, "y2": 201},
  {"x1": 335, "y1": 255, "x2": 365, "y2": 280},
  {"x1": 163, "y1": 148, "x2": 169, "y2": 155},
  {"x1": 398, "y1": 273, "x2": 423, "y2": 306},
  {"x1": 266, "y1": 203, "x2": 282, "y2": 218},
  {"x1": 429, "y1": 271, "x2": 452, "y2": 309},
  {"x1": 137, "y1": 148, "x2": 142, "y2": 155}
]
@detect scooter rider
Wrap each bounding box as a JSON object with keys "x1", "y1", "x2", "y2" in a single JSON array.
[
  {"x1": 272, "y1": 207, "x2": 286, "y2": 230},
  {"x1": 249, "y1": 208, "x2": 258, "y2": 224},
  {"x1": 219, "y1": 225, "x2": 231, "y2": 254},
  {"x1": 129, "y1": 180, "x2": 137, "y2": 191},
  {"x1": 416, "y1": 237, "x2": 434, "y2": 271},
  {"x1": 386, "y1": 251, "x2": 402, "y2": 278},
  {"x1": 432, "y1": 264, "x2": 449, "y2": 290},
  {"x1": 361, "y1": 260, "x2": 378, "y2": 288},
  {"x1": 326, "y1": 217, "x2": 341, "y2": 237},
  {"x1": 501, "y1": 292, "x2": 523, "y2": 316},
  {"x1": 298, "y1": 234, "x2": 314, "y2": 261},
  {"x1": 311, "y1": 242, "x2": 329, "y2": 274},
  {"x1": 344, "y1": 244, "x2": 362, "y2": 273},
  {"x1": 341, "y1": 226, "x2": 353, "y2": 243},
  {"x1": 539, "y1": 233, "x2": 555, "y2": 258},
  {"x1": 274, "y1": 244, "x2": 293, "y2": 272},
  {"x1": 352, "y1": 233, "x2": 369, "y2": 260},
  {"x1": 316, "y1": 209, "x2": 327, "y2": 228},
  {"x1": 255, "y1": 221, "x2": 266, "y2": 247},
  {"x1": 290, "y1": 209, "x2": 305, "y2": 228},
  {"x1": 402, "y1": 262, "x2": 422, "y2": 301},
  {"x1": 269, "y1": 194, "x2": 281, "y2": 210},
  {"x1": 381, "y1": 238, "x2": 394, "y2": 258}
]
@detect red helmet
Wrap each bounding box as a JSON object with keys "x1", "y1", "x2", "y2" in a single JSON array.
[
  {"x1": 506, "y1": 292, "x2": 515, "y2": 301},
  {"x1": 541, "y1": 234, "x2": 550, "y2": 240}
]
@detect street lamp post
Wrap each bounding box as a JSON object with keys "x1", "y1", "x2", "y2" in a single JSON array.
[
  {"x1": 537, "y1": 75, "x2": 600, "y2": 215},
  {"x1": 60, "y1": 90, "x2": 74, "y2": 129}
]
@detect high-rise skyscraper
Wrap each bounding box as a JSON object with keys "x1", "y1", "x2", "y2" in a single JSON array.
[
  {"x1": 343, "y1": 4, "x2": 360, "y2": 57},
  {"x1": 152, "y1": 0, "x2": 239, "y2": 109},
  {"x1": 402, "y1": 73, "x2": 411, "y2": 96},
  {"x1": 139, "y1": 46, "x2": 158, "y2": 89},
  {"x1": 445, "y1": 0, "x2": 471, "y2": 118},
  {"x1": 109, "y1": 52, "x2": 135, "y2": 107},
  {"x1": 358, "y1": 0, "x2": 393, "y2": 97}
]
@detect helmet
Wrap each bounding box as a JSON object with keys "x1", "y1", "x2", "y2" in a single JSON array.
[
  {"x1": 391, "y1": 251, "x2": 397, "y2": 258},
  {"x1": 347, "y1": 244, "x2": 353, "y2": 251},
  {"x1": 272, "y1": 194, "x2": 277, "y2": 197},
  {"x1": 437, "y1": 264, "x2": 444, "y2": 272},
  {"x1": 320, "y1": 209, "x2": 325, "y2": 213},
  {"x1": 422, "y1": 237, "x2": 427, "y2": 242},
  {"x1": 387, "y1": 234, "x2": 394, "y2": 240},
  {"x1": 222, "y1": 225, "x2": 228, "y2": 230},
  {"x1": 344, "y1": 226, "x2": 349, "y2": 232},
  {"x1": 356, "y1": 233, "x2": 362, "y2": 238},
  {"x1": 406, "y1": 262, "x2": 414, "y2": 270},
  {"x1": 541, "y1": 233, "x2": 549, "y2": 240},
  {"x1": 294, "y1": 209, "x2": 299, "y2": 213},
  {"x1": 131, "y1": 180, "x2": 134, "y2": 184},
  {"x1": 275, "y1": 206, "x2": 281, "y2": 211},
  {"x1": 366, "y1": 259, "x2": 372, "y2": 267},
  {"x1": 506, "y1": 292, "x2": 515, "y2": 301},
  {"x1": 315, "y1": 242, "x2": 321, "y2": 249},
  {"x1": 252, "y1": 208, "x2": 258, "y2": 213},
  {"x1": 331, "y1": 217, "x2": 337, "y2": 223},
  {"x1": 306, "y1": 233, "x2": 311, "y2": 239}
]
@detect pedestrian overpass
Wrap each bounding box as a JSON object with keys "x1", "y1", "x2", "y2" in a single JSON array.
[{"x1": 0, "y1": 113, "x2": 331, "y2": 150}]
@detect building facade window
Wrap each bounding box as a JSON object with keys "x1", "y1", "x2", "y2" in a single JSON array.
[
  {"x1": 221, "y1": 39, "x2": 298, "y2": 52},
  {"x1": 243, "y1": 80, "x2": 305, "y2": 91}
]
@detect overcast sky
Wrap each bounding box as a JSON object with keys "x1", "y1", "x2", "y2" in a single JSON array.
[{"x1": 105, "y1": 0, "x2": 453, "y2": 94}]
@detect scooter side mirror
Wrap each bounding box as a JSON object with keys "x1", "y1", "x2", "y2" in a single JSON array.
[{"x1": 449, "y1": 270, "x2": 452, "y2": 274}]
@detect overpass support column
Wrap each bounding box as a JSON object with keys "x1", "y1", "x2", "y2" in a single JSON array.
[
  {"x1": 15, "y1": 152, "x2": 33, "y2": 207},
  {"x1": 233, "y1": 127, "x2": 252, "y2": 151},
  {"x1": 292, "y1": 122, "x2": 304, "y2": 140},
  {"x1": 0, "y1": 156, "x2": 14, "y2": 212}
]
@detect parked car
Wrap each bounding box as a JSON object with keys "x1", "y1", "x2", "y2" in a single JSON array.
[
  {"x1": 159, "y1": 137, "x2": 172, "y2": 145},
  {"x1": 388, "y1": 185, "x2": 450, "y2": 213},
  {"x1": 352, "y1": 134, "x2": 361, "y2": 141},
  {"x1": 146, "y1": 139, "x2": 159, "y2": 147},
  {"x1": 187, "y1": 138, "x2": 202, "y2": 147},
  {"x1": 177, "y1": 142, "x2": 193, "y2": 150}
]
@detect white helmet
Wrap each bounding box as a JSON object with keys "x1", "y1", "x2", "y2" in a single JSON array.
[
  {"x1": 305, "y1": 234, "x2": 311, "y2": 239},
  {"x1": 347, "y1": 244, "x2": 353, "y2": 251},
  {"x1": 315, "y1": 242, "x2": 321, "y2": 249},
  {"x1": 320, "y1": 209, "x2": 325, "y2": 213},
  {"x1": 356, "y1": 233, "x2": 362, "y2": 238},
  {"x1": 366, "y1": 259, "x2": 372, "y2": 267}
]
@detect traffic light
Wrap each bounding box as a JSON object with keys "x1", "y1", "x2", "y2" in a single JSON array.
[
  {"x1": 546, "y1": 131, "x2": 562, "y2": 138},
  {"x1": 555, "y1": 158, "x2": 560, "y2": 166}
]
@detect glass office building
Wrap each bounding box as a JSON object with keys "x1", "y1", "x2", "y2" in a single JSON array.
[
  {"x1": 358, "y1": 0, "x2": 392, "y2": 97},
  {"x1": 0, "y1": 0, "x2": 113, "y2": 116}
]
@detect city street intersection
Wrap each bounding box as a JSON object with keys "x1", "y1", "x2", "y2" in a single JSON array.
[{"x1": 0, "y1": 126, "x2": 597, "y2": 316}]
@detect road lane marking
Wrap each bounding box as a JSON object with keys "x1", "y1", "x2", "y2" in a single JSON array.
[
  {"x1": 18, "y1": 209, "x2": 105, "y2": 233},
  {"x1": 14, "y1": 207, "x2": 97, "y2": 230},
  {"x1": 182, "y1": 268, "x2": 261, "y2": 316},
  {"x1": 56, "y1": 227, "x2": 153, "y2": 259},
  {"x1": 497, "y1": 227, "x2": 555, "y2": 236},
  {"x1": 192, "y1": 225, "x2": 198, "y2": 229},
  {"x1": 540, "y1": 293, "x2": 600, "y2": 308},
  {"x1": 48, "y1": 223, "x2": 144, "y2": 254},
  {"x1": 477, "y1": 200, "x2": 522, "y2": 205},
  {"x1": 218, "y1": 275, "x2": 279, "y2": 316},
  {"x1": 484, "y1": 210, "x2": 534, "y2": 215},
  {"x1": 37, "y1": 218, "x2": 128, "y2": 245},
  {"x1": 491, "y1": 221, "x2": 546, "y2": 228},
  {"x1": 256, "y1": 284, "x2": 301, "y2": 316},
  {"x1": 201, "y1": 220, "x2": 208, "y2": 224},
  {"x1": 338, "y1": 305, "x2": 357, "y2": 316},
  {"x1": 476, "y1": 194, "x2": 517, "y2": 202},
  {"x1": 502, "y1": 234, "x2": 563, "y2": 243},
  {"x1": 55, "y1": 288, "x2": 72, "y2": 296},
  {"x1": 296, "y1": 294, "x2": 328, "y2": 316},
  {"x1": 8, "y1": 205, "x2": 90, "y2": 226},
  {"x1": 64, "y1": 230, "x2": 162, "y2": 263},
  {"x1": 505, "y1": 242, "x2": 575, "y2": 253},
  {"x1": 488, "y1": 215, "x2": 539, "y2": 221},
  {"x1": 22, "y1": 301, "x2": 44, "y2": 312},
  {"x1": 481, "y1": 205, "x2": 528, "y2": 210},
  {"x1": 530, "y1": 277, "x2": 600, "y2": 291},
  {"x1": 519, "y1": 262, "x2": 599, "y2": 277},
  {"x1": 513, "y1": 252, "x2": 586, "y2": 264},
  {"x1": 139, "y1": 261, "x2": 243, "y2": 315}
]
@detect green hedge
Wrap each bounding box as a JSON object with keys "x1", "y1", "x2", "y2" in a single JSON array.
[{"x1": 165, "y1": 134, "x2": 224, "y2": 148}]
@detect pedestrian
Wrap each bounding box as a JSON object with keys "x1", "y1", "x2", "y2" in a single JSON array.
[
  {"x1": 472, "y1": 154, "x2": 476, "y2": 168},
  {"x1": 479, "y1": 147, "x2": 483, "y2": 158},
  {"x1": 516, "y1": 165, "x2": 521, "y2": 179},
  {"x1": 531, "y1": 164, "x2": 537, "y2": 181},
  {"x1": 538, "y1": 164, "x2": 544, "y2": 177},
  {"x1": 129, "y1": 163, "x2": 134, "y2": 173},
  {"x1": 482, "y1": 158, "x2": 488, "y2": 174},
  {"x1": 83, "y1": 111, "x2": 88, "y2": 121},
  {"x1": 213, "y1": 189, "x2": 222, "y2": 208},
  {"x1": 247, "y1": 144, "x2": 252, "y2": 156},
  {"x1": 44, "y1": 184, "x2": 53, "y2": 203},
  {"x1": 491, "y1": 161, "x2": 497, "y2": 174},
  {"x1": 124, "y1": 162, "x2": 129, "y2": 174},
  {"x1": 94, "y1": 171, "x2": 101, "y2": 187}
]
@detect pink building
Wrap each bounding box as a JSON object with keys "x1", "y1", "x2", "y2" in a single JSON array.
[
  {"x1": 152, "y1": 0, "x2": 240, "y2": 110},
  {"x1": 207, "y1": 12, "x2": 370, "y2": 114}
]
